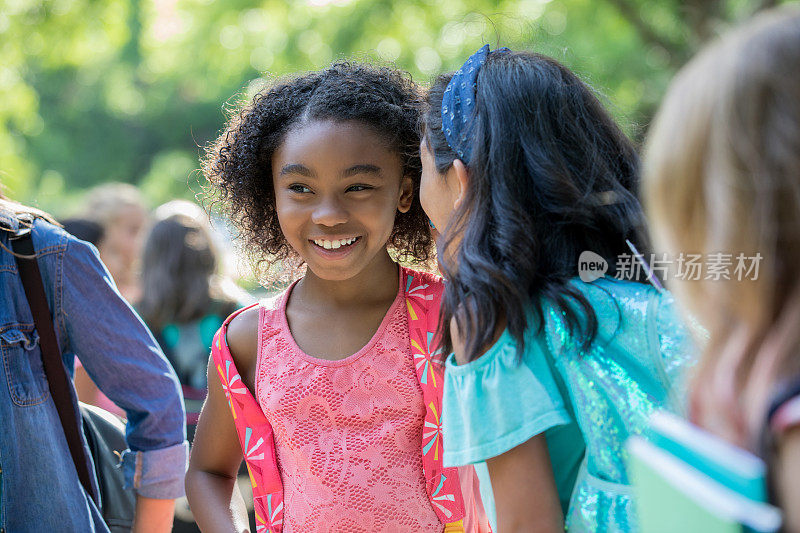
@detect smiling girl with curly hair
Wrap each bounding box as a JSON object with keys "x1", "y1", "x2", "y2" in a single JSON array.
[{"x1": 186, "y1": 62, "x2": 489, "y2": 533}]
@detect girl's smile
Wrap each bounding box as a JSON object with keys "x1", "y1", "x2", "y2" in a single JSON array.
[{"x1": 309, "y1": 235, "x2": 362, "y2": 258}]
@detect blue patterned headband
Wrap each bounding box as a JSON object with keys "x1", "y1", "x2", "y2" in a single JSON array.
[{"x1": 441, "y1": 44, "x2": 509, "y2": 163}]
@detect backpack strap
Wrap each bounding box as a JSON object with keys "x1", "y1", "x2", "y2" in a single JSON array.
[
  {"x1": 405, "y1": 269, "x2": 467, "y2": 530},
  {"x1": 11, "y1": 228, "x2": 100, "y2": 507},
  {"x1": 211, "y1": 303, "x2": 284, "y2": 533}
]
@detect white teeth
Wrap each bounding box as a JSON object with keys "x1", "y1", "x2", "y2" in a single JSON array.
[{"x1": 313, "y1": 237, "x2": 358, "y2": 249}]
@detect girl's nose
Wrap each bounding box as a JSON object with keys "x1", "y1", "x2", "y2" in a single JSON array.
[{"x1": 311, "y1": 196, "x2": 349, "y2": 227}]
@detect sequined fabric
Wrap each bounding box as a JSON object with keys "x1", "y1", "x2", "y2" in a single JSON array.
[
  {"x1": 544, "y1": 279, "x2": 696, "y2": 531},
  {"x1": 442, "y1": 277, "x2": 697, "y2": 533},
  {"x1": 566, "y1": 465, "x2": 634, "y2": 532}
]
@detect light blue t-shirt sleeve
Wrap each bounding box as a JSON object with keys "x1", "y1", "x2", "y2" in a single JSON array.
[{"x1": 442, "y1": 327, "x2": 572, "y2": 467}]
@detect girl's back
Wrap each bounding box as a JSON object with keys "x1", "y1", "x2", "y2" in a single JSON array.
[{"x1": 444, "y1": 277, "x2": 694, "y2": 530}]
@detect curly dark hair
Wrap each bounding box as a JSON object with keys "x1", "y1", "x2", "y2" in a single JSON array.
[{"x1": 203, "y1": 61, "x2": 433, "y2": 279}]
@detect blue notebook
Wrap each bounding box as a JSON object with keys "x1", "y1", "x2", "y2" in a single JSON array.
[{"x1": 627, "y1": 411, "x2": 782, "y2": 533}]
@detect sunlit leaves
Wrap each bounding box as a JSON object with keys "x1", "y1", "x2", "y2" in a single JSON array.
[{"x1": 1, "y1": 0, "x2": 792, "y2": 213}]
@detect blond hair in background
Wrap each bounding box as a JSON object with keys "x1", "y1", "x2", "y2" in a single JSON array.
[
  {"x1": 85, "y1": 183, "x2": 146, "y2": 225},
  {"x1": 0, "y1": 189, "x2": 59, "y2": 256},
  {"x1": 644, "y1": 5, "x2": 800, "y2": 519},
  {"x1": 83, "y1": 183, "x2": 148, "y2": 302}
]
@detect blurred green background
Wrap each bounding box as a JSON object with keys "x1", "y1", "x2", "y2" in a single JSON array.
[{"x1": 0, "y1": 0, "x2": 794, "y2": 215}]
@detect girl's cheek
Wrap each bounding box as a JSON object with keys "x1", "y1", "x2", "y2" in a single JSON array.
[{"x1": 419, "y1": 182, "x2": 433, "y2": 219}]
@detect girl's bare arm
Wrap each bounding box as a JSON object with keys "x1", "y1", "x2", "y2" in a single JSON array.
[
  {"x1": 452, "y1": 316, "x2": 563, "y2": 532},
  {"x1": 486, "y1": 434, "x2": 564, "y2": 533},
  {"x1": 131, "y1": 496, "x2": 176, "y2": 533},
  {"x1": 185, "y1": 308, "x2": 259, "y2": 533}
]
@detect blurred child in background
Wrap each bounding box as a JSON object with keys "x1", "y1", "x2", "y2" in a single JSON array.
[
  {"x1": 644, "y1": 6, "x2": 800, "y2": 529},
  {"x1": 138, "y1": 200, "x2": 247, "y2": 438},
  {"x1": 85, "y1": 182, "x2": 149, "y2": 303},
  {"x1": 138, "y1": 200, "x2": 251, "y2": 531}
]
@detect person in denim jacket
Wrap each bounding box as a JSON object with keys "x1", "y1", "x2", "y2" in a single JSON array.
[{"x1": 0, "y1": 196, "x2": 188, "y2": 532}]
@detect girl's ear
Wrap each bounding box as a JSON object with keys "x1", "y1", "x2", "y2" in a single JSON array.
[
  {"x1": 397, "y1": 175, "x2": 414, "y2": 213},
  {"x1": 451, "y1": 159, "x2": 470, "y2": 210}
]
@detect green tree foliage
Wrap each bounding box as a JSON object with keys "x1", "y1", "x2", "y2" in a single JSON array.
[{"x1": 0, "y1": 0, "x2": 792, "y2": 214}]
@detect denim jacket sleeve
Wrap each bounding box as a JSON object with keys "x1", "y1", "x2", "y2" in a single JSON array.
[{"x1": 59, "y1": 234, "x2": 188, "y2": 499}]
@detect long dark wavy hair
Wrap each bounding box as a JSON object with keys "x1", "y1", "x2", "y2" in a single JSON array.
[
  {"x1": 203, "y1": 61, "x2": 433, "y2": 279},
  {"x1": 423, "y1": 50, "x2": 651, "y2": 362}
]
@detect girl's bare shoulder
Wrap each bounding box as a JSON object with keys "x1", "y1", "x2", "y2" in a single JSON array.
[{"x1": 225, "y1": 306, "x2": 260, "y2": 386}]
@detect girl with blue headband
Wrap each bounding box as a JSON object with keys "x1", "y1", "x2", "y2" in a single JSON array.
[{"x1": 420, "y1": 46, "x2": 697, "y2": 531}]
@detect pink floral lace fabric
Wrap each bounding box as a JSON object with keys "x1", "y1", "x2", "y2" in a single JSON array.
[{"x1": 255, "y1": 277, "x2": 443, "y2": 533}]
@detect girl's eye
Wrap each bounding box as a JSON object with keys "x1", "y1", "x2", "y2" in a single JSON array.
[
  {"x1": 347, "y1": 184, "x2": 373, "y2": 193},
  {"x1": 289, "y1": 184, "x2": 311, "y2": 194}
]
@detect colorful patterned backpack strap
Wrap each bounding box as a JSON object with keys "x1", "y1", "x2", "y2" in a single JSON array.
[
  {"x1": 405, "y1": 269, "x2": 467, "y2": 531},
  {"x1": 211, "y1": 303, "x2": 284, "y2": 533}
]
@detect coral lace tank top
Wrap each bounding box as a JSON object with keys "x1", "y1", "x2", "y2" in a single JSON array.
[{"x1": 254, "y1": 270, "x2": 443, "y2": 532}]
